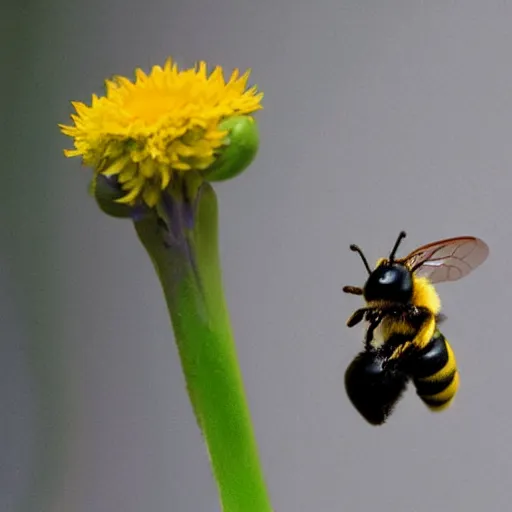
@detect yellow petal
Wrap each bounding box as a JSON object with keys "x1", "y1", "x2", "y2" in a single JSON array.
[
  {"x1": 102, "y1": 155, "x2": 131, "y2": 176},
  {"x1": 143, "y1": 185, "x2": 160, "y2": 207}
]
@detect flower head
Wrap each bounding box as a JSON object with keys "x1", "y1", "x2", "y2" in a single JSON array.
[{"x1": 60, "y1": 58, "x2": 263, "y2": 207}]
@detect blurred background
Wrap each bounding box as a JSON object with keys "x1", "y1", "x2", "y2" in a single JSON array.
[{"x1": 2, "y1": 1, "x2": 511, "y2": 511}]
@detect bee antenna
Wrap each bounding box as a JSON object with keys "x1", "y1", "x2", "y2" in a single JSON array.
[
  {"x1": 342, "y1": 285, "x2": 364, "y2": 295},
  {"x1": 349, "y1": 244, "x2": 372, "y2": 275},
  {"x1": 389, "y1": 231, "x2": 407, "y2": 263}
]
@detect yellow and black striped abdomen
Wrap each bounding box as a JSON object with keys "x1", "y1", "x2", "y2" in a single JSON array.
[{"x1": 409, "y1": 330, "x2": 459, "y2": 411}]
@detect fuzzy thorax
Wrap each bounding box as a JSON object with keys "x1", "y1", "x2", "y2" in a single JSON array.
[
  {"x1": 365, "y1": 274, "x2": 441, "y2": 350},
  {"x1": 411, "y1": 275, "x2": 441, "y2": 316}
]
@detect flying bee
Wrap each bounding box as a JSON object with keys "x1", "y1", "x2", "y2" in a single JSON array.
[{"x1": 343, "y1": 231, "x2": 489, "y2": 426}]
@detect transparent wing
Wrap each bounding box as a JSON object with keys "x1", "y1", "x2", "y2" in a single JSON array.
[{"x1": 400, "y1": 236, "x2": 489, "y2": 284}]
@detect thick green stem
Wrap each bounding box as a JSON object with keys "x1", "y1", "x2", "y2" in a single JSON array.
[{"x1": 134, "y1": 180, "x2": 272, "y2": 512}]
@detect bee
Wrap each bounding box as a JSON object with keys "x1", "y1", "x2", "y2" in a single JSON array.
[{"x1": 343, "y1": 231, "x2": 489, "y2": 425}]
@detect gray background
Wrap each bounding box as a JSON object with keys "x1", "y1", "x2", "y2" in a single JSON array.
[{"x1": 2, "y1": 1, "x2": 510, "y2": 511}]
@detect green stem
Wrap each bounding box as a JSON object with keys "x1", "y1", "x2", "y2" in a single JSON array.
[{"x1": 134, "y1": 179, "x2": 272, "y2": 512}]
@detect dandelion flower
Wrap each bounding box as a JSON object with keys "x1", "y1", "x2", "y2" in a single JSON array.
[{"x1": 60, "y1": 58, "x2": 263, "y2": 208}]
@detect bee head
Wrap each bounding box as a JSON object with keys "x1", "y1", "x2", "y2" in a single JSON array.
[
  {"x1": 363, "y1": 262, "x2": 413, "y2": 303},
  {"x1": 345, "y1": 231, "x2": 413, "y2": 304}
]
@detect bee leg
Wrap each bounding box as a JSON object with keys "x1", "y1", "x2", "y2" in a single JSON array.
[
  {"x1": 364, "y1": 314, "x2": 384, "y2": 349},
  {"x1": 360, "y1": 308, "x2": 378, "y2": 344},
  {"x1": 346, "y1": 308, "x2": 368, "y2": 327},
  {"x1": 344, "y1": 350, "x2": 409, "y2": 426}
]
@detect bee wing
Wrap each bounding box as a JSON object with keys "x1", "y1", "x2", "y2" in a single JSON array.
[
  {"x1": 400, "y1": 236, "x2": 489, "y2": 284},
  {"x1": 436, "y1": 313, "x2": 448, "y2": 324}
]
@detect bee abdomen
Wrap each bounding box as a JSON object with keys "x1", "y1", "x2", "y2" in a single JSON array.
[
  {"x1": 345, "y1": 350, "x2": 409, "y2": 426},
  {"x1": 408, "y1": 331, "x2": 459, "y2": 411}
]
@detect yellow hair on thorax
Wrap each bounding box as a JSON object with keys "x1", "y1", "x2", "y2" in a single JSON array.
[
  {"x1": 375, "y1": 257, "x2": 386, "y2": 268},
  {"x1": 364, "y1": 259, "x2": 441, "y2": 350},
  {"x1": 411, "y1": 275, "x2": 441, "y2": 315}
]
